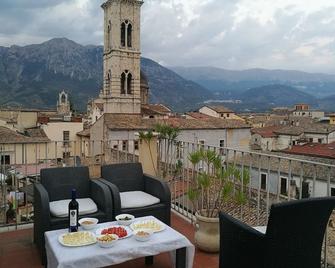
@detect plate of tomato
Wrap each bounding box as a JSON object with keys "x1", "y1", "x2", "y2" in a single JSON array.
[{"x1": 96, "y1": 225, "x2": 132, "y2": 239}]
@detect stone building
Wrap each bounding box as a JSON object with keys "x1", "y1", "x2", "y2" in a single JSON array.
[
  {"x1": 56, "y1": 90, "x2": 71, "y2": 116},
  {"x1": 99, "y1": 0, "x2": 143, "y2": 114}
]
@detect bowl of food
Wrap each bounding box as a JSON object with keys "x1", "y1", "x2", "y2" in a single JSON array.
[
  {"x1": 78, "y1": 218, "x2": 99, "y2": 230},
  {"x1": 96, "y1": 234, "x2": 119, "y2": 248},
  {"x1": 115, "y1": 214, "x2": 135, "y2": 226},
  {"x1": 134, "y1": 229, "x2": 153, "y2": 242}
]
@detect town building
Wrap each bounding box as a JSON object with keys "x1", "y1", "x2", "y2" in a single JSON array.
[
  {"x1": 292, "y1": 103, "x2": 325, "y2": 119},
  {"x1": 250, "y1": 123, "x2": 335, "y2": 151},
  {"x1": 90, "y1": 113, "x2": 251, "y2": 158},
  {"x1": 199, "y1": 105, "x2": 243, "y2": 120}
]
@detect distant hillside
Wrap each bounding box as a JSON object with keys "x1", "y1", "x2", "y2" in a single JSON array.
[
  {"x1": 0, "y1": 38, "x2": 211, "y2": 111},
  {"x1": 141, "y1": 58, "x2": 213, "y2": 111},
  {"x1": 239, "y1": 84, "x2": 317, "y2": 110},
  {"x1": 172, "y1": 66, "x2": 335, "y2": 99},
  {"x1": 319, "y1": 95, "x2": 335, "y2": 111}
]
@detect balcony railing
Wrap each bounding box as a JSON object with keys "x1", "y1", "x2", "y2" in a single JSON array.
[{"x1": 0, "y1": 139, "x2": 334, "y2": 267}]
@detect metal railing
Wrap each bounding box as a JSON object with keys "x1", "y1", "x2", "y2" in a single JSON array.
[
  {"x1": 157, "y1": 140, "x2": 335, "y2": 268},
  {"x1": 1, "y1": 138, "x2": 334, "y2": 266}
]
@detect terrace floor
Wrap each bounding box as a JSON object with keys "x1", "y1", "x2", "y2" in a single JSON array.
[{"x1": 0, "y1": 211, "x2": 219, "y2": 268}]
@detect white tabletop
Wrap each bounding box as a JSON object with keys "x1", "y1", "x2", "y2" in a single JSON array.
[{"x1": 45, "y1": 216, "x2": 195, "y2": 268}]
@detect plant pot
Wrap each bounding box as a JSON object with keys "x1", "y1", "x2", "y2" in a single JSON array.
[{"x1": 194, "y1": 211, "x2": 220, "y2": 253}]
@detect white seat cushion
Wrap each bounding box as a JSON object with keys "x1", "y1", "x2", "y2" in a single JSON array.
[
  {"x1": 120, "y1": 191, "x2": 160, "y2": 209},
  {"x1": 50, "y1": 198, "x2": 98, "y2": 218}
]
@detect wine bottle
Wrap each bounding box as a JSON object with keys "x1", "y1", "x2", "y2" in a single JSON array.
[{"x1": 68, "y1": 189, "x2": 79, "y2": 232}]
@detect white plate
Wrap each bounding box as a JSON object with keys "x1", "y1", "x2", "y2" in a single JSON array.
[
  {"x1": 130, "y1": 220, "x2": 165, "y2": 233},
  {"x1": 58, "y1": 231, "x2": 96, "y2": 247},
  {"x1": 95, "y1": 225, "x2": 132, "y2": 239}
]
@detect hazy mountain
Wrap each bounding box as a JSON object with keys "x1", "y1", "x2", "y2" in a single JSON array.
[
  {"x1": 172, "y1": 66, "x2": 335, "y2": 99},
  {"x1": 0, "y1": 38, "x2": 212, "y2": 111},
  {"x1": 238, "y1": 84, "x2": 317, "y2": 111},
  {"x1": 141, "y1": 58, "x2": 213, "y2": 111}
]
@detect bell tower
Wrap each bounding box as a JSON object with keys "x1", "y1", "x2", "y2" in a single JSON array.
[{"x1": 100, "y1": 0, "x2": 143, "y2": 114}]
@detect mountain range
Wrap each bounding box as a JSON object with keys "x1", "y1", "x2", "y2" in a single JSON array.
[{"x1": 0, "y1": 38, "x2": 334, "y2": 112}]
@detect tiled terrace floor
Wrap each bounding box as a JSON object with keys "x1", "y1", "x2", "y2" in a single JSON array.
[{"x1": 0, "y1": 212, "x2": 219, "y2": 268}]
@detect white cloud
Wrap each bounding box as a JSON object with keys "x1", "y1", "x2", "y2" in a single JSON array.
[{"x1": 0, "y1": 0, "x2": 335, "y2": 73}]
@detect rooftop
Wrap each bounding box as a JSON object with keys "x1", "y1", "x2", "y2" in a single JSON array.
[
  {"x1": 0, "y1": 212, "x2": 218, "y2": 268},
  {"x1": 103, "y1": 113, "x2": 251, "y2": 131},
  {"x1": 203, "y1": 105, "x2": 233, "y2": 113},
  {"x1": 283, "y1": 142, "x2": 335, "y2": 160},
  {"x1": 251, "y1": 125, "x2": 283, "y2": 138},
  {"x1": 0, "y1": 126, "x2": 50, "y2": 144},
  {"x1": 141, "y1": 104, "x2": 171, "y2": 116}
]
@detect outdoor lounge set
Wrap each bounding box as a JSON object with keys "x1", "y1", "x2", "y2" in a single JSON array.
[{"x1": 33, "y1": 163, "x2": 335, "y2": 268}]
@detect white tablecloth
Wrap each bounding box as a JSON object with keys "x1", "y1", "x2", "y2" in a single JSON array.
[{"x1": 45, "y1": 216, "x2": 195, "y2": 268}]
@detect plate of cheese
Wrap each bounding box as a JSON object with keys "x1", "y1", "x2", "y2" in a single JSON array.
[
  {"x1": 130, "y1": 219, "x2": 165, "y2": 233},
  {"x1": 58, "y1": 231, "x2": 97, "y2": 247}
]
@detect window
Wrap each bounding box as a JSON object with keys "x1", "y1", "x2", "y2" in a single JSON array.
[
  {"x1": 219, "y1": 140, "x2": 225, "y2": 148},
  {"x1": 121, "y1": 22, "x2": 126, "y2": 47},
  {"x1": 121, "y1": 72, "x2": 126, "y2": 94},
  {"x1": 318, "y1": 138, "x2": 323, "y2": 144},
  {"x1": 134, "y1": 140, "x2": 139, "y2": 151},
  {"x1": 121, "y1": 70, "x2": 132, "y2": 95},
  {"x1": 309, "y1": 138, "x2": 313, "y2": 143},
  {"x1": 127, "y1": 73, "x2": 132, "y2": 94},
  {"x1": 63, "y1": 131, "x2": 70, "y2": 146},
  {"x1": 198, "y1": 140, "x2": 205, "y2": 149},
  {"x1": 61, "y1": 94, "x2": 66, "y2": 103},
  {"x1": 127, "y1": 23, "x2": 132, "y2": 47},
  {"x1": 227, "y1": 113, "x2": 230, "y2": 118},
  {"x1": 280, "y1": 177, "x2": 288, "y2": 195},
  {"x1": 261, "y1": 173, "x2": 267, "y2": 190},
  {"x1": 1, "y1": 155, "x2": 10, "y2": 165},
  {"x1": 331, "y1": 188, "x2": 335, "y2": 197},
  {"x1": 121, "y1": 20, "x2": 132, "y2": 48},
  {"x1": 122, "y1": 140, "x2": 128, "y2": 151},
  {"x1": 63, "y1": 152, "x2": 70, "y2": 158},
  {"x1": 220, "y1": 114, "x2": 224, "y2": 118}
]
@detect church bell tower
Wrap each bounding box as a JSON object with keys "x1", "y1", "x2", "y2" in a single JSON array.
[{"x1": 100, "y1": 0, "x2": 143, "y2": 114}]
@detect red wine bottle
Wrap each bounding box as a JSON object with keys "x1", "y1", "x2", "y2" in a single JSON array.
[{"x1": 68, "y1": 189, "x2": 79, "y2": 232}]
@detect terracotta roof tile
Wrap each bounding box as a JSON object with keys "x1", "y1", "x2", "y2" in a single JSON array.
[
  {"x1": 251, "y1": 126, "x2": 283, "y2": 138},
  {"x1": 103, "y1": 114, "x2": 251, "y2": 130},
  {"x1": 0, "y1": 127, "x2": 49, "y2": 144},
  {"x1": 205, "y1": 105, "x2": 233, "y2": 113},
  {"x1": 141, "y1": 104, "x2": 171, "y2": 116},
  {"x1": 283, "y1": 142, "x2": 335, "y2": 159}
]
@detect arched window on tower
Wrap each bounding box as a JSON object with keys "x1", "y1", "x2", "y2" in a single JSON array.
[
  {"x1": 121, "y1": 72, "x2": 126, "y2": 94},
  {"x1": 127, "y1": 73, "x2": 132, "y2": 94},
  {"x1": 120, "y1": 71, "x2": 132, "y2": 95},
  {"x1": 127, "y1": 23, "x2": 132, "y2": 47},
  {"x1": 107, "y1": 20, "x2": 111, "y2": 49},
  {"x1": 121, "y1": 22, "x2": 126, "y2": 47},
  {"x1": 121, "y1": 20, "x2": 132, "y2": 48},
  {"x1": 61, "y1": 93, "x2": 66, "y2": 103}
]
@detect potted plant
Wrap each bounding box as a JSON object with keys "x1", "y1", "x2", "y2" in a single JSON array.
[{"x1": 187, "y1": 149, "x2": 249, "y2": 252}]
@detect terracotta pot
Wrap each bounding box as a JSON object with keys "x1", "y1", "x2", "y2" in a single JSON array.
[{"x1": 194, "y1": 211, "x2": 220, "y2": 253}]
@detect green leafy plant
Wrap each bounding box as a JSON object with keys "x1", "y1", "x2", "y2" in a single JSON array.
[
  {"x1": 155, "y1": 123, "x2": 180, "y2": 177},
  {"x1": 187, "y1": 149, "x2": 250, "y2": 218}
]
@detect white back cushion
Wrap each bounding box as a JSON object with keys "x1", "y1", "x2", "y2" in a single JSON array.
[
  {"x1": 120, "y1": 191, "x2": 160, "y2": 209},
  {"x1": 50, "y1": 198, "x2": 98, "y2": 218}
]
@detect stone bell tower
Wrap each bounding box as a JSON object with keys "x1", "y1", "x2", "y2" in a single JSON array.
[
  {"x1": 100, "y1": 0, "x2": 143, "y2": 114},
  {"x1": 57, "y1": 90, "x2": 71, "y2": 115}
]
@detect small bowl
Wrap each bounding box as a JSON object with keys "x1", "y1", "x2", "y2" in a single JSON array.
[
  {"x1": 115, "y1": 214, "x2": 135, "y2": 226},
  {"x1": 96, "y1": 234, "x2": 119, "y2": 248},
  {"x1": 79, "y1": 218, "x2": 98, "y2": 230},
  {"x1": 134, "y1": 229, "x2": 153, "y2": 242}
]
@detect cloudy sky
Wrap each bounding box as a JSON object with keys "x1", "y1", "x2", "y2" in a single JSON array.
[{"x1": 0, "y1": 0, "x2": 335, "y2": 73}]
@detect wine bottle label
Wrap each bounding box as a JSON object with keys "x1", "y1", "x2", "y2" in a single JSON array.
[{"x1": 69, "y1": 210, "x2": 77, "y2": 226}]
